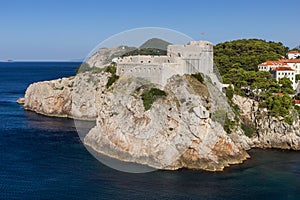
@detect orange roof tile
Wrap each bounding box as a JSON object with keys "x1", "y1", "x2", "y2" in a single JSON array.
[
  {"x1": 288, "y1": 50, "x2": 300, "y2": 54},
  {"x1": 294, "y1": 99, "x2": 300, "y2": 104},
  {"x1": 273, "y1": 66, "x2": 294, "y2": 71},
  {"x1": 279, "y1": 59, "x2": 300, "y2": 63},
  {"x1": 278, "y1": 93, "x2": 284, "y2": 97},
  {"x1": 259, "y1": 60, "x2": 283, "y2": 66}
]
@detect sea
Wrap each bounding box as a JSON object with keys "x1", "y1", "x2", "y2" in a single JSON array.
[{"x1": 0, "y1": 62, "x2": 300, "y2": 199}]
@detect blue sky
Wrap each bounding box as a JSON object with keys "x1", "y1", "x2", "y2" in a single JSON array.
[{"x1": 0, "y1": 0, "x2": 299, "y2": 60}]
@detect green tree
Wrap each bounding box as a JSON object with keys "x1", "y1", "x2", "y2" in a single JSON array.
[
  {"x1": 279, "y1": 77, "x2": 295, "y2": 94},
  {"x1": 226, "y1": 85, "x2": 234, "y2": 100},
  {"x1": 214, "y1": 39, "x2": 289, "y2": 75}
]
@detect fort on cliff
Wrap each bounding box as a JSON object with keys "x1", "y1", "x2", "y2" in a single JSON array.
[{"x1": 114, "y1": 40, "x2": 221, "y2": 87}]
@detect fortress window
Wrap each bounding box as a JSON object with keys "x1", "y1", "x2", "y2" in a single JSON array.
[
  {"x1": 148, "y1": 61, "x2": 151, "y2": 63},
  {"x1": 178, "y1": 53, "x2": 181, "y2": 57},
  {"x1": 168, "y1": 60, "x2": 170, "y2": 63},
  {"x1": 141, "y1": 61, "x2": 143, "y2": 63}
]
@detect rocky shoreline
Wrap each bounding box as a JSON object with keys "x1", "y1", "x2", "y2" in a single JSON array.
[{"x1": 17, "y1": 71, "x2": 300, "y2": 171}]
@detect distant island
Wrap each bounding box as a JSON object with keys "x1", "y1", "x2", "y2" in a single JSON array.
[{"x1": 17, "y1": 38, "x2": 300, "y2": 171}]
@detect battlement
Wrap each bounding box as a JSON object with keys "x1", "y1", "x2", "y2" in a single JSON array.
[{"x1": 115, "y1": 40, "x2": 214, "y2": 86}]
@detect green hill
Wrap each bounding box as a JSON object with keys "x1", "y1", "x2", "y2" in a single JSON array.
[
  {"x1": 214, "y1": 39, "x2": 289, "y2": 75},
  {"x1": 139, "y1": 38, "x2": 172, "y2": 50}
]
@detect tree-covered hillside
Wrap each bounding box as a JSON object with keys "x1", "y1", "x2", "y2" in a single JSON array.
[
  {"x1": 214, "y1": 39, "x2": 289, "y2": 75},
  {"x1": 214, "y1": 39, "x2": 296, "y2": 125}
]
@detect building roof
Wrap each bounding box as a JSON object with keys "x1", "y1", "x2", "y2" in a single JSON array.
[
  {"x1": 279, "y1": 59, "x2": 300, "y2": 63},
  {"x1": 288, "y1": 50, "x2": 300, "y2": 54},
  {"x1": 272, "y1": 66, "x2": 294, "y2": 71},
  {"x1": 278, "y1": 93, "x2": 284, "y2": 97},
  {"x1": 293, "y1": 99, "x2": 300, "y2": 105},
  {"x1": 258, "y1": 60, "x2": 283, "y2": 66}
]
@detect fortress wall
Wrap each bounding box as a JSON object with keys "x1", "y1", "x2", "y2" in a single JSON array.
[
  {"x1": 118, "y1": 63, "x2": 163, "y2": 85},
  {"x1": 167, "y1": 42, "x2": 213, "y2": 75},
  {"x1": 161, "y1": 63, "x2": 185, "y2": 86},
  {"x1": 117, "y1": 55, "x2": 174, "y2": 64},
  {"x1": 115, "y1": 40, "x2": 215, "y2": 86}
]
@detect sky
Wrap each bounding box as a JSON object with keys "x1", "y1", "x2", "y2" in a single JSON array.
[{"x1": 0, "y1": 0, "x2": 299, "y2": 61}]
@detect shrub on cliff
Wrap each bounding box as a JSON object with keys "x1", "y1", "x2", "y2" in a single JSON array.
[
  {"x1": 106, "y1": 74, "x2": 119, "y2": 88},
  {"x1": 191, "y1": 73, "x2": 204, "y2": 83},
  {"x1": 103, "y1": 65, "x2": 119, "y2": 88},
  {"x1": 141, "y1": 88, "x2": 167, "y2": 110},
  {"x1": 104, "y1": 65, "x2": 117, "y2": 74}
]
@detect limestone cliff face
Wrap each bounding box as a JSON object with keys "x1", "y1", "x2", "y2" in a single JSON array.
[
  {"x1": 83, "y1": 75, "x2": 249, "y2": 171},
  {"x1": 23, "y1": 72, "x2": 111, "y2": 120},
  {"x1": 19, "y1": 71, "x2": 300, "y2": 170},
  {"x1": 20, "y1": 72, "x2": 249, "y2": 171},
  {"x1": 23, "y1": 77, "x2": 74, "y2": 118},
  {"x1": 232, "y1": 95, "x2": 300, "y2": 150}
]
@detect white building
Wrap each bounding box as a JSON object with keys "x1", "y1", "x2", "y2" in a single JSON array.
[
  {"x1": 279, "y1": 59, "x2": 300, "y2": 74},
  {"x1": 258, "y1": 51, "x2": 300, "y2": 91},
  {"x1": 287, "y1": 50, "x2": 300, "y2": 59},
  {"x1": 271, "y1": 66, "x2": 296, "y2": 89},
  {"x1": 258, "y1": 60, "x2": 283, "y2": 71}
]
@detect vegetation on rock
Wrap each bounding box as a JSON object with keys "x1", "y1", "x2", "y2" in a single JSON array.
[
  {"x1": 191, "y1": 73, "x2": 204, "y2": 84},
  {"x1": 104, "y1": 65, "x2": 117, "y2": 74},
  {"x1": 141, "y1": 88, "x2": 167, "y2": 111}
]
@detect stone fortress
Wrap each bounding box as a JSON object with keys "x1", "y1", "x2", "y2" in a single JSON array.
[{"x1": 115, "y1": 40, "x2": 222, "y2": 87}]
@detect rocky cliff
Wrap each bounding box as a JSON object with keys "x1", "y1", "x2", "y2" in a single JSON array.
[
  {"x1": 19, "y1": 72, "x2": 250, "y2": 171},
  {"x1": 23, "y1": 77, "x2": 74, "y2": 118},
  {"x1": 232, "y1": 95, "x2": 300, "y2": 150},
  {"x1": 18, "y1": 71, "x2": 300, "y2": 171}
]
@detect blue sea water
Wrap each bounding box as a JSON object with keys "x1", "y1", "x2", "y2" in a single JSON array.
[{"x1": 0, "y1": 62, "x2": 300, "y2": 199}]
